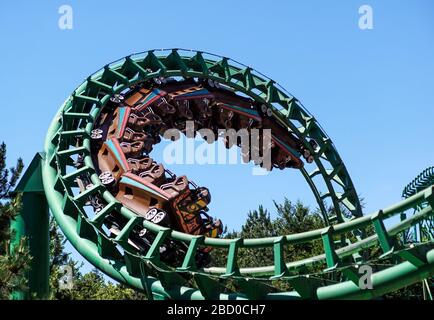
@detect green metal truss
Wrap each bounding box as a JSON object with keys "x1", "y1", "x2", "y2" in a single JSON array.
[
  {"x1": 401, "y1": 167, "x2": 434, "y2": 243},
  {"x1": 403, "y1": 167, "x2": 434, "y2": 199},
  {"x1": 39, "y1": 49, "x2": 434, "y2": 299},
  {"x1": 400, "y1": 167, "x2": 434, "y2": 299}
]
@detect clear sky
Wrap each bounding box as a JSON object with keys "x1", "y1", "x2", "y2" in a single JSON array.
[{"x1": 1, "y1": 1, "x2": 433, "y2": 274}]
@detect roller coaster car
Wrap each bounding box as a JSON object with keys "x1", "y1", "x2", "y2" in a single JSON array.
[
  {"x1": 116, "y1": 172, "x2": 169, "y2": 217},
  {"x1": 127, "y1": 88, "x2": 168, "y2": 113},
  {"x1": 114, "y1": 172, "x2": 222, "y2": 242},
  {"x1": 127, "y1": 111, "x2": 163, "y2": 131},
  {"x1": 96, "y1": 138, "x2": 130, "y2": 185},
  {"x1": 261, "y1": 118, "x2": 304, "y2": 170},
  {"x1": 174, "y1": 99, "x2": 194, "y2": 120},
  {"x1": 210, "y1": 88, "x2": 262, "y2": 130},
  {"x1": 124, "y1": 88, "x2": 152, "y2": 108},
  {"x1": 171, "y1": 185, "x2": 222, "y2": 238},
  {"x1": 160, "y1": 84, "x2": 215, "y2": 122},
  {"x1": 96, "y1": 137, "x2": 162, "y2": 188},
  {"x1": 192, "y1": 98, "x2": 213, "y2": 121},
  {"x1": 127, "y1": 156, "x2": 153, "y2": 175},
  {"x1": 89, "y1": 76, "x2": 323, "y2": 270},
  {"x1": 106, "y1": 107, "x2": 132, "y2": 139},
  {"x1": 166, "y1": 84, "x2": 214, "y2": 102}
]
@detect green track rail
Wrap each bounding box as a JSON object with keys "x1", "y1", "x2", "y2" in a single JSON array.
[
  {"x1": 403, "y1": 167, "x2": 434, "y2": 199},
  {"x1": 41, "y1": 49, "x2": 434, "y2": 299},
  {"x1": 401, "y1": 167, "x2": 434, "y2": 244}
]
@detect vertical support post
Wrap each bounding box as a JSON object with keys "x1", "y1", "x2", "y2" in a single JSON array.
[
  {"x1": 321, "y1": 226, "x2": 340, "y2": 271},
  {"x1": 272, "y1": 236, "x2": 289, "y2": 278},
  {"x1": 9, "y1": 153, "x2": 49, "y2": 299},
  {"x1": 371, "y1": 210, "x2": 394, "y2": 256}
]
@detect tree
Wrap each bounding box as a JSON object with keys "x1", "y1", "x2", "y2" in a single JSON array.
[
  {"x1": 70, "y1": 268, "x2": 144, "y2": 300},
  {"x1": 274, "y1": 199, "x2": 324, "y2": 263},
  {"x1": 211, "y1": 199, "x2": 324, "y2": 269},
  {"x1": 48, "y1": 217, "x2": 147, "y2": 300},
  {"x1": 0, "y1": 142, "x2": 31, "y2": 299},
  {"x1": 210, "y1": 198, "x2": 431, "y2": 299},
  {"x1": 48, "y1": 217, "x2": 83, "y2": 300}
]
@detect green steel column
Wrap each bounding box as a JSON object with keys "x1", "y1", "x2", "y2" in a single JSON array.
[{"x1": 10, "y1": 153, "x2": 49, "y2": 299}]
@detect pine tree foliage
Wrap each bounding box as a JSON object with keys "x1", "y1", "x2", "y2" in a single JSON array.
[
  {"x1": 209, "y1": 198, "x2": 431, "y2": 299},
  {"x1": 48, "y1": 218, "x2": 146, "y2": 300},
  {"x1": 0, "y1": 142, "x2": 31, "y2": 299}
]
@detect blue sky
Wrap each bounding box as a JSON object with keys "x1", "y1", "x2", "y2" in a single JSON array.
[{"x1": 1, "y1": 1, "x2": 433, "y2": 274}]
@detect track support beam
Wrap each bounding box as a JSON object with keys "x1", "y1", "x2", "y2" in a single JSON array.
[{"x1": 10, "y1": 153, "x2": 49, "y2": 300}]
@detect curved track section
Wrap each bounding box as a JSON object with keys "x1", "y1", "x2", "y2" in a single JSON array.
[
  {"x1": 42, "y1": 49, "x2": 434, "y2": 299},
  {"x1": 401, "y1": 167, "x2": 434, "y2": 243}
]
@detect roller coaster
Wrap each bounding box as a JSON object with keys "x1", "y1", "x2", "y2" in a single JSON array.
[{"x1": 10, "y1": 49, "x2": 434, "y2": 300}]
